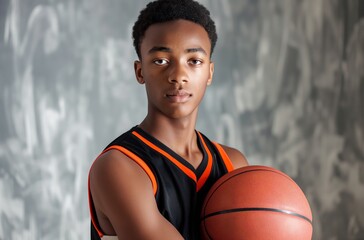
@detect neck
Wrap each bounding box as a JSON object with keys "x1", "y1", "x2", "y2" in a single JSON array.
[{"x1": 138, "y1": 112, "x2": 199, "y2": 159}]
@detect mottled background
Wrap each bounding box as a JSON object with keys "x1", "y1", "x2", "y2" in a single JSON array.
[{"x1": 0, "y1": 0, "x2": 363, "y2": 239}]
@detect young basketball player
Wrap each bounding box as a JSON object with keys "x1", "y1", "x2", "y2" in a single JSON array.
[{"x1": 88, "y1": 0, "x2": 248, "y2": 239}]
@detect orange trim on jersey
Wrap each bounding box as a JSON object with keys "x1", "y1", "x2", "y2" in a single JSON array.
[
  {"x1": 212, "y1": 142, "x2": 235, "y2": 172},
  {"x1": 88, "y1": 145, "x2": 158, "y2": 237},
  {"x1": 196, "y1": 132, "x2": 213, "y2": 191},
  {"x1": 132, "y1": 131, "x2": 197, "y2": 183}
]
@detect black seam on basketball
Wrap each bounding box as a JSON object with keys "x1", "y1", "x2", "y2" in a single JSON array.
[{"x1": 201, "y1": 207, "x2": 312, "y2": 225}]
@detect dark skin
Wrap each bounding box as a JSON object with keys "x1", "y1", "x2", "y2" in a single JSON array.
[{"x1": 90, "y1": 20, "x2": 248, "y2": 239}]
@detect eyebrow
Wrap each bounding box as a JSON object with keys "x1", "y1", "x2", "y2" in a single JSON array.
[
  {"x1": 148, "y1": 46, "x2": 207, "y2": 56},
  {"x1": 186, "y1": 47, "x2": 207, "y2": 55}
]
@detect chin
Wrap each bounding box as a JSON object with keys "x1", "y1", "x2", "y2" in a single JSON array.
[{"x1": 164, "y1": 108, "x2": 198, "y2": 120}]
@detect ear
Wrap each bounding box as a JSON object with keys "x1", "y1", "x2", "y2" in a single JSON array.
[
  {"x1": 207, "y1": 62, "x2": 214, "y2": 86},
  {"x1": 134, "y1": 60, "x2": 144, "y2": 84}
]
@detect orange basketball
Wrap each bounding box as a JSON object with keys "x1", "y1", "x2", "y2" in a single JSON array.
[{"x1": 200, "y1": 165, "x2": 313, "y2": 240}]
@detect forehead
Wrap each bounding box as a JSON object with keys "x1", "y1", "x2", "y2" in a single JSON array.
[{"x1": 140, "y1": 20, "x2": 211, "y2": 56}]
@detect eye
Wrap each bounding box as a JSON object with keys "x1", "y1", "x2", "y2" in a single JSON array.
[
  {"x1": 188, "y1": 59, "x2": 203, "y2": 66},
  {"x1": 153, "y1": 59, "x2": 169, "y2": 66}
]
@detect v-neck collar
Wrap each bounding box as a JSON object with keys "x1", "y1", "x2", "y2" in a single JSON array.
[{"x1": 131, "y1": 126, "x2": 213, "y2": 191}]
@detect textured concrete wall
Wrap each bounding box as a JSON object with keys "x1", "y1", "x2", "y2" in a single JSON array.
[{"x1": 0, "y1": 0, "x2": 363, "y2": 239}]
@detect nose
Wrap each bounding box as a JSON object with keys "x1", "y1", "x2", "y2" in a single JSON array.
[{"x1": 168, "y1": 62, "x2": 188, "y2": 84}]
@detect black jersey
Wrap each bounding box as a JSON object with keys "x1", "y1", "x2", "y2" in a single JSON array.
[{"x1": 88, "y1": 126, "x2": 235, "y2": 240}]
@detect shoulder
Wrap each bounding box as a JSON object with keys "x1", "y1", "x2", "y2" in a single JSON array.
[
  {"x1": 89, "y1": 149, "x2": 184, "y2": 239},
  {"x1": 220, "y1": 144, "x2": 249, "y2": 169},
  {"x1": 89, "y1": 149, "x2": 157, "y2": 236},
  {"x1": 89, "y1": 149, "x2": 156, "y2": 209},
  {"x1": 90, "y1": 149, "x2": 155, "y2": 196}
]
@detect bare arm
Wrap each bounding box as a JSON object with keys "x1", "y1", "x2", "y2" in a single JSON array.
[
  {"x1": 90, "y1": 150, "x2": 184, "y2": 240},
  {"x1": 221, "y1": 145, "x2": 249, "y2": 169}
]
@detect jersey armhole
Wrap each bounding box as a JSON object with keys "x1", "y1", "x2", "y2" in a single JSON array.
[
  {"x1": 88, "y1": 145, "x2": 158, "y2": 238},
  {"x1": 212, "y1": 142, "x2": 235, "y2": 172}
]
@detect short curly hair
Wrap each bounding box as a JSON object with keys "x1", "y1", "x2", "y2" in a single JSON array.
[{"x1": 132, "y1": 0, "x2": 218, "y2": 59}]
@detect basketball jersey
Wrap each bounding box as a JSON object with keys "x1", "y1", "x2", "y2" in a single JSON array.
[{"x1": 88, "y1": 126, "x2": 235, "y2": 240}]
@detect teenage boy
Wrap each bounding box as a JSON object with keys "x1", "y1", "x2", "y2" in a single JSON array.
[{"x1": 88, "y1": 0, "x2": 248, "y2": 239}]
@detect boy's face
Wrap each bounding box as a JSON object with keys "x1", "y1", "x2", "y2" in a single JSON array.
[{"x1": 134, "y1": 19, "x2": 214, "y2": 119}]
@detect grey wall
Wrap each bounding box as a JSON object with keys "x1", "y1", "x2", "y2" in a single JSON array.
[{"x1": 0, "y1": 0, "x2": 363, "y2": 239}]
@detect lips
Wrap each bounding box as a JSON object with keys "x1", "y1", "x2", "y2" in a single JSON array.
[{"x1": 165, "y1": 89, "x2": 192, "y2": 103}]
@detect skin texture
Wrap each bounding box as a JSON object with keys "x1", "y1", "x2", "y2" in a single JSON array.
[{"x1": 90, "y1": 20, "x2": 248, "y2": 239}]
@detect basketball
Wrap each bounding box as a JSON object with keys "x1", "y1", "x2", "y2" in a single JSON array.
[{"x1": 200, "y1": 165, "x2": 313, "y2": 240}]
